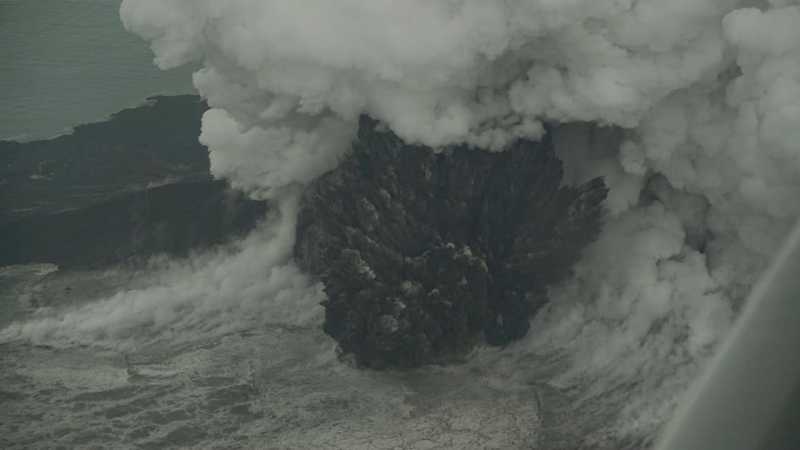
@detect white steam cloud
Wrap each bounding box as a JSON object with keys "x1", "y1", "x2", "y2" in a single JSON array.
[
  {"x1": 4, "y1": 0, "x2": 799, "y2": 445},
  {"x1": 120, "y1": 0, "x2": 800, "y2": 441},
  {"x1": 0, "y1": 196, "x2": 325, "y2": 350}
]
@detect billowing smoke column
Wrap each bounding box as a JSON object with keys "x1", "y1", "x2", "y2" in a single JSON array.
[{"x1": 119, "y1": 0, "x2": 800, "y2": 441}]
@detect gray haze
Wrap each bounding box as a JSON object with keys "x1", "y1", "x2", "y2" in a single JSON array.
[{"x1": 0, "y1": 0, "x2": 194, "y2": 141}]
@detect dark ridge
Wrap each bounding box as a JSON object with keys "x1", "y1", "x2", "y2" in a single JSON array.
[
  {"x1": 0, "y1": 95, "x2": 210, "y2": 224},
  {"x1": 295, "y1": 116, "x2": 608, "y2": 369},
  {"x1": 0, "y1": 95, "x2": 267, "y2": 268},
  {"x1": 0, "y1": 179, "x2": 266, "y2": 269}
]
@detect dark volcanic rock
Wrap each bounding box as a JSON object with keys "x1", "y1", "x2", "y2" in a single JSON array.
[{"x1": 295, "y1": 117, "x2": 608, "y2": 369}]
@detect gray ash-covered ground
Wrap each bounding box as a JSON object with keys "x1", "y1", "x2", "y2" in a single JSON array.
[{"x1": 296, "y1": 117, "x2": 608, "y2": 368}]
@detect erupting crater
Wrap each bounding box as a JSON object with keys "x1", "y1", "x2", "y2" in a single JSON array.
[{"x1": 295, "y1": 117, "x2": 608, "y2": 368}]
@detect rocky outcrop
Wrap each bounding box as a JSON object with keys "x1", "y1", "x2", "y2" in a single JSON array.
[{"x1": 295, "y1": 117, "x2": 608, "y2": 369}]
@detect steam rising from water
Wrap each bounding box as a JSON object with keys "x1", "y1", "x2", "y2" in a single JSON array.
[
  {"x1": 1, "y1": 196, "x2": 324, "y2": 350},
  {"x1": 4, "y1": 0, "x2": 800, "y2": 445}
]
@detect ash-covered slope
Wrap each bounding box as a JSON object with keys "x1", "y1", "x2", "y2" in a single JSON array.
[{"x1": 295, "y1": 117, "x2": 608, "y2": 368}]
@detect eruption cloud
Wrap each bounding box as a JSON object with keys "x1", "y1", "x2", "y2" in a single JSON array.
[
  {"x1": 116, "y1": 0, "x2": 800, "y2": 440},
  {"x1": 118, "y1": 1, "x2": 800, "y2": 259},
  {"x1": 5, "y1": 0, "x2": 799, "y2": 445}
]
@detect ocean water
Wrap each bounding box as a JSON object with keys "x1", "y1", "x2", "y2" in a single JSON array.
[
  {"x1": 0, "y1": 263, "x2": 608, "y2": 449},
  {"x1": 0, "y1": 220, "x2": 568, "y2": 449},
  {"x1": 0, "y1": 0, "x2": 194, "y2": 142}
]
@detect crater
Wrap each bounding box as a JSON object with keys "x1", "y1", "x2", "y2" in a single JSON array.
[{"x1": 295, "y1": 117, "x2": 608, "y2": 369}]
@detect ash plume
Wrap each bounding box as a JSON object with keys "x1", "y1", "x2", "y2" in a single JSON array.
[{"x1": 4, "y1": 0, "x2": 793, "y2": 444}]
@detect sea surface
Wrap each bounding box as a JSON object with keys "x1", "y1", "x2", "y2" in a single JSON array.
[
  {"x1": 0, "y1": 0, "x2": 194, "y2": 142},
  {"x1": 0, "y1": 260, "x2": 617, "y2": 449}
]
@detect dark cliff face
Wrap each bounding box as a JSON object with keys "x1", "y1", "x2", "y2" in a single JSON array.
[
  {"x1": 0, "y1": 95, "x2": 267, "y2": 269},
  {"x1": 295, "y1": 117, "x2": 608, "y2": 369},
  {"x1": 0, "y1": 180, "x2": 267, "y2": 269},
  {"x1": 0, "y1": 95, "x2": 210, "y2": 225}
]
